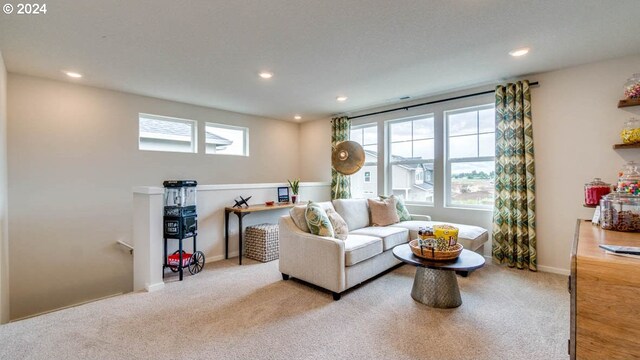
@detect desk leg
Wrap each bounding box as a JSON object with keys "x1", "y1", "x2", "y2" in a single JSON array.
[
  {"x1": 411, "y1": 268, "x2": 461, "y2": 308},
  {"x1": 224, "y1": 210, "x2": 230, "y2": 259},
  {"x1": 178, "y1": 238, "x2": 184, "y2": 281},
  {"x1": 238, "y1": 213, "x2": 246, "y2": 265}
]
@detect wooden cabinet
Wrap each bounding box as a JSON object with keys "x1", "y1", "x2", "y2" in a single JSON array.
[{"x1": 570, "y1": 220, "x2": 640, "y2": 359}]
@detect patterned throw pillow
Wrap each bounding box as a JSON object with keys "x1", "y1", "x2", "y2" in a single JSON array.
[
  {"x1": 380, "y1": 194, "x2": 411, "y2": 221},
  {"x1": 368, "y1": 197, "x2": 400, "y2": 226},
  {"x1": 305, "y1": 201, "x2": 335, "y2": 237},
  {"x1": 326, "y1": 208, "x2": 349, "y2": 240}
]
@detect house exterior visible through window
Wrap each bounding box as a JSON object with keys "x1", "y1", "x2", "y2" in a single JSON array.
[
  {"x1": 388, "y1": 115, "x2": 435, "y2": 204},
  {"x1": 205, "y1": 123, "x2": 249, "y2": 156},
  {"x1": 445, "y1": 104, "x2": 495, "y2": 208},
  {"x1": 350, "y1": 123, "x2": 377, "y2": 198},
  {"x1": 138, "y1": 113, "x2": 197, "y2": 153}
]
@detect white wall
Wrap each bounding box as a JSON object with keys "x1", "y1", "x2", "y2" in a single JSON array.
[
  {"x1": 300, "y1": 118, "x2": 332, "y2": 183},
  {"x1": 300, "y1": 53, "x2": 640, "y2": 274},
  {"x1": 7, "y1": 74, "x2": 301, "y2": 320},
  {"x1": 0, "y1": 51, "x2": 9, "y2": 324},
  {"x1": 533, "y1": 54, "x2": 640, "y2": 274}
]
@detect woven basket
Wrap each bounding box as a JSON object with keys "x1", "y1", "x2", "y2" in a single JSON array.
[{"x1": 409, "y1": 240, "x2": 463, "y2": 261}]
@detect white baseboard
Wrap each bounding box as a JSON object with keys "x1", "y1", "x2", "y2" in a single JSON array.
[
  {"x1": 11, "y1": 292, "x2": 124, "y2": 322},
  {"x1": 483, "y1": 256, "x2": 570, "y2": 276},
  {"x1": 206, "y1": 252, "x2": 239, "y2": 264},
  {"x1": 145, "y1": 282, "x2": 165, "y2": 292},
  {"x1": 536, "y1": 265, "x2": 570, "y2": 276}
]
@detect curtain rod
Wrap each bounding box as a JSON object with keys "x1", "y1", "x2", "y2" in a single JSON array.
[{"x1": 347, "y1": 81, "x2": 539, "y2": 120}]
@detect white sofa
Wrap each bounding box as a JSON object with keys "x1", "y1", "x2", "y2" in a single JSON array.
[{"x1": 278, "y1": 199, "x2": 488, "y2": 300}]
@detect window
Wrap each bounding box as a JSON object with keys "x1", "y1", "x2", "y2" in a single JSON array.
[
  {"x1": 350, "y1": 123, "x2": 377, "y2": 198},
  {"x1": 388, "y1": 115, "x2": 434, "y2": 204},
  {"x1": 445, "y1": 105, "x2": 495, "y2": 208},
  {"x1": 205, "y1": 123, "x2": 249, "y2": 156},
  {"x1": 138, "y1": 113, "x2": 197, "y2": 153}
]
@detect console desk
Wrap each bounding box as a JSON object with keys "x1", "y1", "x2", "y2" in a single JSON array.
[
  {"x1": 224, "y1": 203, "x2": 294, "y2": 265},
  {"x1": 570, "y1": 220, "x2": 640, "y2": 359}
]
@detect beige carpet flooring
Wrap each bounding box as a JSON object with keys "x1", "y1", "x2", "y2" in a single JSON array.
[{"x1": 0, "y1": 258, "x2": 569, "y2": 360}]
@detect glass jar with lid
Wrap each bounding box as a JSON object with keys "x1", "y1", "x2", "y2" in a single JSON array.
[
  {"x1": 617, "y1": 161, "x2": 640, "y2": 195},
  {"x1": 624, "y1": 73, "x2": 640, "y2": 99},
  {"x1": 621, "y1": 118, "x2": 640, "y2": 144},
  {"x1": 584, "y1": 178, "x2": 611, "y2": 206},
  {"x1": 600, "y1": 192, "x2": 640, "y2": 232}
]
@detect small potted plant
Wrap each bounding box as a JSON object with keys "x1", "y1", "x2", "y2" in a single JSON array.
[{"x1": 288, "y1": 179, "x2": 300, "y2": 203}]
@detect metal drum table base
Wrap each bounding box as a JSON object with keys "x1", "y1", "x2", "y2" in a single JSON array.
[{"x1": 411, "y1": 267, "x2": 462, "y2": 308}]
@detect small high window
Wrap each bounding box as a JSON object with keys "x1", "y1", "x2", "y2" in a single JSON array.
[
  {"x1": 205, "y1": 123, "x2": 249, "y2": 156},
  {"x1": 138, "y1": 114, "x2": 197, "y2": 153}
]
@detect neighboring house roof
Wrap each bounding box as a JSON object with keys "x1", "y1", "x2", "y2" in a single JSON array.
[
  {"x1": 413, "y1": 183, "x2": 433, "y2": 192},
  {"x1": 139, "y1": 117, "x2": 233, "y2": 147},
  {"x1": 139, "y1": 118, "x2": 192, "y2": 141},
  {"x1": 364, "y1": 149, "x2": 433, "y2": 170},
  {"x1": 205, "y1": 132, "x2": 233, "y2": 146}
]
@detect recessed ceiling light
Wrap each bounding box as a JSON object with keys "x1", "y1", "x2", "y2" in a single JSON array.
[
  {"x1": 64, "y1": 71, "x2": 83, "y2": 78},
  {"x1": 336, "y1": 96, "x2": 348, "y2": 102},
  {"x1": 294, "y1": 115, "x2": 302, "y2": 120},
  {"x1": 259, "y1": 72, "x2": 273, "y2": 79},
  {"x1": 509, "y1": 48, "x2": 530, "y2": 57}
]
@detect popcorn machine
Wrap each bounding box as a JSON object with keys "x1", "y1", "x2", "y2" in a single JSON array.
[{"x1": 163, "y1": 180, "x2": 204, "y2": 280}]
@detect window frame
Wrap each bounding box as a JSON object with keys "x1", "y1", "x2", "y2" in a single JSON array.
[
  {"x1": 204, "y1": 122, "x2": 250, "y2": 157},
  {"x1": 138, "y1": 113, "x2": 197, "y2": 153},
  {"x1": 444, "y1": 104, "x2": 495, "y2": 210},
  {"x1": 386, "y1": 114, "x2": 435, "y2": 205},
  {"x1": 349, "y1": 123, "x2": 378, "y2": 198}
]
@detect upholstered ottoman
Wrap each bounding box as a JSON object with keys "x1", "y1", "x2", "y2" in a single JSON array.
[
  {"x1": 389, "y1": 221, "x2": 488, "y2": 252},
  {"x1": 245, "y1": 223, "x2": 279, "y2": 262}
]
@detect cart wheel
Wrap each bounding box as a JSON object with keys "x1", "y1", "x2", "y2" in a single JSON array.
[
  {"x1": 188, "y1": 251, "x2": 205, "y2": 275},
  {"x1": 169, "y1": 250, "x2": 187, "y2": 273}
]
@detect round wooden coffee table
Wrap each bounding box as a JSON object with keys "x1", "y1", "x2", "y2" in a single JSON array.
[{"x1": 392, "y1": 243, "x2": 485, "y2": 308}]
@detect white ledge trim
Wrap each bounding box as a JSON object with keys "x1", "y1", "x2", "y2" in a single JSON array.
[
  {"x1": 133, "y1": 182, "x2": 330, "y2": 194},
  {"x1": 132, "y1": 186, "x2": 163, "y2": 195}
]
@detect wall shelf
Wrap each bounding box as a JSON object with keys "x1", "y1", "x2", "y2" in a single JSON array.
[
  {"x1": 613, "y1": 143, "x2": 640, "y2": 149},
  {"x1": 618, "y1": 98, "x2": 640, "y2": 108}
]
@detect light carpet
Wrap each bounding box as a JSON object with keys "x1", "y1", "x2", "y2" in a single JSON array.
[{"x1": 0, "y1": 258, "x2": 569, "y2": 360}]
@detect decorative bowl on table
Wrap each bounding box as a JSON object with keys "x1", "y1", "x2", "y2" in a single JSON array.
[
  {"x1": 409, "y1": 240, "x2": 463, "y2": 261},
  {"x1": 265, "y1": 201, "x2": 275, "y2": 206}
]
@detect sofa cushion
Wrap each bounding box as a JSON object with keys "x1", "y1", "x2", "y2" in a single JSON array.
[
  {"x1": 290, "y1": 201, "x2": 335, "y2": 233},
  {"x1": 332, "y1": 199, "x2": 370, "y2": 231},
  {"x1": 380, "y1": 195, "x2": 411, "y2": 221},
  {"x1": 305, "y1": 201, "x2": 334, "y2": 237},
  {"x1": 390, "y1": 220, "x2": 489, "y2": 251},
  {"x1": 350, "y1": 226, "x2": 409, "y2": 251},
  {"x1": 326, "y1": 208, "x2": 349, "y2": 240},
  {"x1": 368, "y1": 197, "x2": 400, "y2": 226},
  {"x1": 344, "y1": 234, "x2": 383, "y2": 266}
]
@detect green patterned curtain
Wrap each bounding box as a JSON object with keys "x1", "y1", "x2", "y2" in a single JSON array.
[
  {"x1": 492, "y1": 80, "x2": 537, "y2": 271},
  {"x1": 331, "y1": 116, "x2": 351, "y2": 199}
]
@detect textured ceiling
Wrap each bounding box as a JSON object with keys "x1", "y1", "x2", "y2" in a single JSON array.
[{"x1": 1, "y1": 0, "x2": 639, "y2": 122}]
